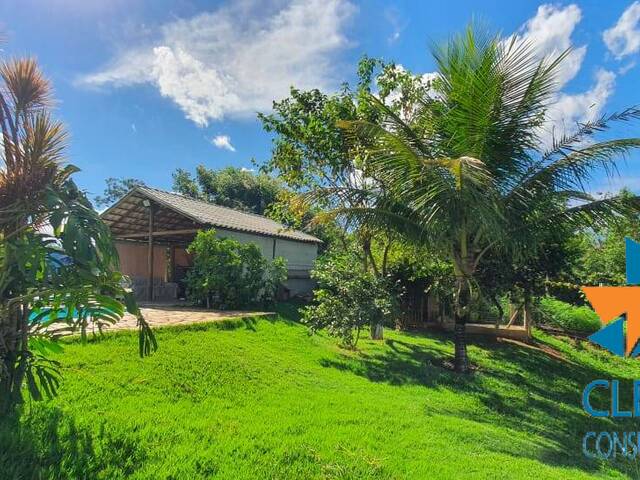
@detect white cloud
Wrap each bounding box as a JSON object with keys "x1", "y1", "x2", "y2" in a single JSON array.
[
  {"x1": 81, "y1": 50, "x2": 155, "y2": 86},
  {"x1": 212, "y1": 134, "x2": 236, "y2": 152},
  {"x1": 509, "y1": 4, "x2": 618, "y2": 145},
  {"x1": 384, "y1": 7, "x2": 406, "y2": 45},
  {"x1": 378, "y1": 65, "x2": 440, "y2": 118},
  {"x1": 542, "y1": 69, "x2": 616, "y2": 140},
  {"x1": 78, "y1": 0, "x2": 356, "y2": 126},
  {"x1": 619, "y1": 60, "x2": 637, "y2": 75},
  {"x1": 510, "y1": 4, "x2": 586, "y2": 89},
  {"x1": 603, "y1": 1, "x2": 640, "y2": 59}
]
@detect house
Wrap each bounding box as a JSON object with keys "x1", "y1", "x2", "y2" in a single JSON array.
[{"x1": 100, "y1": 186, "x2": 322, "y2": 301}]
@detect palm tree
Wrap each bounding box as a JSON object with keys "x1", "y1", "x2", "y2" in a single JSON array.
[
  {"x1": 337, "y1": 27, "x2": 640, "y2": 372},
  {"x1": 0, "y1": 56, "x2": 156, "y2": 412}
]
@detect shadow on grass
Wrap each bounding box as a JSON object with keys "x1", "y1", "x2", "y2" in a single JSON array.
[
  {"x1": 319, "y1": 330, "x2": 640, "y2": 477},
  {"x1": 273, "y1": 300, "x2": 306, "y2": 322},
  {"x1": 181, "y1": 311, "x2": 300, "y2": 333},
  {"x1": 0, "y1": 405, "x2": 146, "y2": 478}
]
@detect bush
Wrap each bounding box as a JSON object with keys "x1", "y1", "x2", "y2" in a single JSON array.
[
  {"x1": 186, "y1": 230, "x2": 287, "y2": 309},
  {"x1": 302, "y1": 249, "x2": 397, "y2": 349},
  {"x1": 536, "y1": 297, "x2": 601, "y2": 334}
]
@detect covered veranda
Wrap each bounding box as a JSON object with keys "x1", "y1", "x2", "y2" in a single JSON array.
[{"x1": 100, "y1": 186, "x2": 321, "y2": 302}]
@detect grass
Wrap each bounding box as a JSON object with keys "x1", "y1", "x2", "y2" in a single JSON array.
[
  {"x1": 3, "y1": 303, "x2": 640, "y2": 479},
  {"x1": 537, "y1": 297, "x2": 602, "y2": 334}
]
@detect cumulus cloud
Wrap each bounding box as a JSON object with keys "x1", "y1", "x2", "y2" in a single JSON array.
[
  {"x1": 507, "y1": 4, "x2": 617, "y2": 145},
  {"x1": 510, "y1": 3, "x2": 586, "y2": 88},
  {"x1": 78, "y1": 0, "x2": 356, "y2": 126},
  {"x1": 542, "y1": 69, "x2": 616, "y2": 139},
  {"x1": 212, "y1": 134, "x2": 236, "y2": 152},
  {"x1": 603, "y1": 1, "x2": 640, "y2": 59}
]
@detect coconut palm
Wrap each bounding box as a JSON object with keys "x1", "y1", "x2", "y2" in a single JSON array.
[
  {"x1": 0, "y1": 57, "x2": 156, "y2": 412},
  {"x1": 337, "y1": 27, "x2": 640, "y2": 372}
]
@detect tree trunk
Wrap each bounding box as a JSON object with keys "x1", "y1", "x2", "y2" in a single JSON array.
[
  {"x1": 0, "y1": 351, "x2": 15, "y2": 414},
  {"x1": 11, "y1": 304, "x2": 28, "y2": 405},
  {"x1": 370, "y1": 322, "x2": 384, "y2": 340},
  {"x1": 453, "y1": 269, "x2": 471, "y2": 374},
  {"x1": 453, "y1": 318, "x2": 469, "y2": 373},
  {"x1": 0, "y1": 304, "x2": 26, "y2": 413}
]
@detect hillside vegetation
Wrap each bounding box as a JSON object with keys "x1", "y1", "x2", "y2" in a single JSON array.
[{"x1": 2, "y1": 305, "x2": 640, "y2": 479}]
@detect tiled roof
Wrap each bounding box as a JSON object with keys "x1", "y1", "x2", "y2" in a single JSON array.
[{"x1": 134, "y1": 186, "x2": 321, "y2": 243}]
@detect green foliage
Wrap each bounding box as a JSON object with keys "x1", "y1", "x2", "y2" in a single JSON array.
[
  {"x1": 335, "y1": 25, "x2": 640, "y2": 371},
  {"x1": 94, "y1": 177, "x2": 145, "y2": 207},
  {"x1": 264, "y1": 190, "x2": 343, "y2": 251},
  {"x1": 258, "y1": 86, "x2": 356, "y2": 192},
  {"x1": 378, "y1": 240, "x2": 454, "y2": 290},
  {"x1": 302, "y1": 249, "x2": 396, "y2": 348},
  {"x1": 258, "y1": 56, "x2": 428, "y2": 254},
  {"x1": 0, "y1": 57, "x2": 155, "y2": 412},
  {"x1": 375, "y1": 240, "x2": 455, "y2": 323},
  {"x1": 476, "y1": 225, "x2": 581, "y2": 308},
  {"x1": 537, "y1": 297, "x2": 601, "y2": 334},
  {"x1": 570, "y1": 190, "x2": 640, "y2": 286},
  {"x1": 185, "y1": 230, "x2": 287, "y2": 309},
  {"x1": 1, "y1": 183, "x2": 157, "y2": 411},
  {"x1": 259, "y1": 56, "x2": 428, "y2": 192},
  {"x1": 172, "y1": 166, "x2": 283, "y2": 215},
  {"x1": 3, "y1": 311, "x2": 640, "y2": 478}
]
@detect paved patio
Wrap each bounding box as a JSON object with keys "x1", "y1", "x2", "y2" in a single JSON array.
[{"x1": 102, "y1": 304, "x2": 273, "y2": 332}]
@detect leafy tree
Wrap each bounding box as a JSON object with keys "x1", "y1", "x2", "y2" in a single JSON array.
[
  {"x1": 264, "y1": 190, "x2": 344, "y2": 253},
  {"x1": 380, "y1": 241, "x2": 455, "y2": 328},
  {"x1": 302, "y1": 248, "x2": 397, "y2": 348},
  {"x1": 0, "y1": 57, "x2": 155, "y2": 412},
  {"x1": 94, "y1": 177, "x2": 145, "y2": 207},
  {"x1": 571, "y1": 189, "x2": 640, "y2": 286},
  {"x1": 172, "y1": 166, "x2": 283, "y2": 215},
  {"x1": 259, "y1": 57, "x2": 429, "y2": 339},
  {"x1": 337, "y1": 26, "x2": 640, "y2": 372},
  {"x1": 475, "y1": 219, "x2": 580, "y2": 319},
  {"x1": 185, "y1": 230, "x2": 287, "y2": 309}
]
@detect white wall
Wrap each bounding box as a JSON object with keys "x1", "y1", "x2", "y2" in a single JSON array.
[
  {"x1": 273, "y1": 238, "x2": 317, "y2": 270},
  {"x1": 216, "y1": 228, "x2": 317, "y2": 269},
  {"x1": 216, "y1": 228, "x2": 274, "y2": 258}
]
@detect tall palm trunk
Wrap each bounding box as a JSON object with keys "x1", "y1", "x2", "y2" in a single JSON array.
[
  {"x1": 453, "y1": 321, "x2": 468, "y2": 372},
  {"x1": 453, "y1": 274, "x2": 470, "y2": 373},
  {"x1": 362, "y1": 235, "x2": 384, "y2": 340}
]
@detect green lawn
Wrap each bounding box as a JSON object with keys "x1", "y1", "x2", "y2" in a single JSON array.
[{"x1": 3, "y1": 303, "x2": 640, "y2": 479}]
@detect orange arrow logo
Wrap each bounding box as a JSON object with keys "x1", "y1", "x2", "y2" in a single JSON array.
[{"x1": 582, "y1": 286, "x2": 640, "y2": 355}]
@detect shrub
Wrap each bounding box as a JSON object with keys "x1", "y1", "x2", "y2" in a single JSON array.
[
  {"x1": 302, "y1": 249, "x2": 397, "y2": 349},
  {"x1": 536, "y1": 297, "x2": 601, "y2": 334},
  {"x1": 186, "y1": 230, "x2": 287, "y2": 309}
]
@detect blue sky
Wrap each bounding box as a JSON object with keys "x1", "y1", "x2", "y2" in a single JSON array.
[{"x1": 2, "y1": 0, "x2": 640, "y2": 200}]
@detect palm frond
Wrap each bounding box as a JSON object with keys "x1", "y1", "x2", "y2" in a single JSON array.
[
  {"x1": 542, "y1": 106, "x2": 640, "y2": 161},
  {"x1": 508, "y1": 138, "x2": 640, "y2": 204}
]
